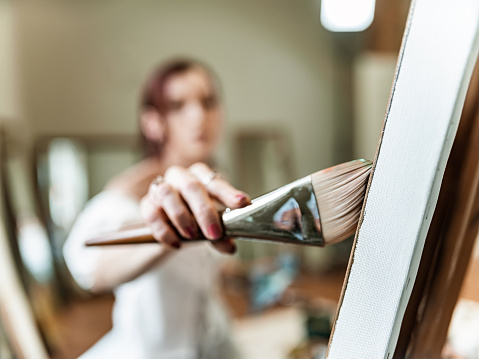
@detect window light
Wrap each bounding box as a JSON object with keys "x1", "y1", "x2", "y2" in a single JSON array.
[{"x1": 321, "y1": 0, "x2": 376, "y2": 32}]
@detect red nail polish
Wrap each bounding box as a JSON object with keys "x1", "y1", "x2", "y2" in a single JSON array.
[
  {"x1": 235, "y1": 194, "x2": 251, "y2": 205},
  {"x1": 207, "y1": 223, "x2": 222, "y2": 239},
  {"x1": 185, "y1": 226, "x2": 197, "y2": 239},
  {"x1": 171, "y1": 242, "x2": 181, "y2": 249}
]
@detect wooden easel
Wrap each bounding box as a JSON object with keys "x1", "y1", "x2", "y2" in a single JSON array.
[{"x1": 395, "y1": 48, "x2": 479, "y2": 358}]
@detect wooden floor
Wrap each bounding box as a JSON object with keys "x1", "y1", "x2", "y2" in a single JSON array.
[{"x1": 50, "y1": 294, "x2": 114, "y2": 359}]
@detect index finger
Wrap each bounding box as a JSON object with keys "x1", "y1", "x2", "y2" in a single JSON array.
[
  {"x1": 164, "y1": 166, "x2": 223, "y2": 240},
  {"x1": 188, "y1": 163, "x2": 251, "y2": 209}
]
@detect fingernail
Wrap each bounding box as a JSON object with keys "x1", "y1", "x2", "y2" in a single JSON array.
[
  {"x1": 171, "y1": 242, "x2": 181, "y2": 249},
  {"x1": 207, "y1": 223, "x2": 222, "y2": 239},
  {"x1": 235, "y1": 194, "x2": 246, "y2": 201},
  {"x1": 235, "y1": 194, "x2": 251, "y2": 205},
  {"x1": 185, "y1": 225, "x2": 197, "y2": 239}
]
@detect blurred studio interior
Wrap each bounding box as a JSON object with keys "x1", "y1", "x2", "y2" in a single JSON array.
[{"x1": 1, "y1": 1, "x2": 479, "y2": 358}]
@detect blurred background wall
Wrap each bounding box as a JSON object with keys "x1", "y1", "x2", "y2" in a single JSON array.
[
  {"x1": 1, "y1": 0, "x2": 408, "y2": 190},
  {"x1": 7, "y1": 0, "x2": 338, "y2": 179},
  {"x1": 0, "y1": 1, "x2": 22, "y2": 122}
]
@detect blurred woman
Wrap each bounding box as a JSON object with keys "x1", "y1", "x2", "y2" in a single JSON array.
[{"x1": 63, "y1": 59, "x2": 250, "y2": 359}]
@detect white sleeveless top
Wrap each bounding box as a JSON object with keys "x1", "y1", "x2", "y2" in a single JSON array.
[{"x1": 63, "y1": 191, "x2": 237, "y2": 359}]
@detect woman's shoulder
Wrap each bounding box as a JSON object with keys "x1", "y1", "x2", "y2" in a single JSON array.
[
  {"x1": 71, "y1": 191, "x2": 141, "y2": 233},
  {"x1": 87, "y1": 190, "x2": 139, "y2": 210},
  {"x1": 104, "y1": 160, "x2": 159, "y2": 200}
]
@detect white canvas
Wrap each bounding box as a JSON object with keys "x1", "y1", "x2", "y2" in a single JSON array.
[{"x1": 328, "y1": 0, "x2": 479, "y2": 357}]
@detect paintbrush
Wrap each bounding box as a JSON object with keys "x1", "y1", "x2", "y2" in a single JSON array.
[{"x1": 85, "y1": 159, "x2": 372, "y2": 247}]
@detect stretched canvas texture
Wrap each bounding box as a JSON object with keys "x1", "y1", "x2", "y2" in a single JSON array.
[{"x1": 327, "y1": 0, "x2": 479, "y2": 357}]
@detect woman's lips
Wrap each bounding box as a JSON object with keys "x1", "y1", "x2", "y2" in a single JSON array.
[{"x1": 195, "y1": 134, "x2": 208, "y2": 142}]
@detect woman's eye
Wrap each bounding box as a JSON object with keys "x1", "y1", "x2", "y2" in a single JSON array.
[
  {"x1": 202, "y1": 96, "x2": 217, "y2": 110},
  {"x1": 167, "y1": 101, "x2": 184, "y2": 112}
]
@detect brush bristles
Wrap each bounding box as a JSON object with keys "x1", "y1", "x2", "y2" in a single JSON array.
[{"x1": 311, "y1": 159, "x2": 373, "y2": 245}]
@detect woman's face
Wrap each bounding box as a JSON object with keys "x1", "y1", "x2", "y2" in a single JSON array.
[{"x1": 161, "y1": 68, "x2": 223, "y2": 164}]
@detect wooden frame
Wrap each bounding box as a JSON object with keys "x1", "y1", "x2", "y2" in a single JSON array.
[
  {"x1": 0, "y1": 126, "x2": 48, "y2": 359},
  {"x1": 395, "y1": 46, "x2": 479, "y2": 359}
]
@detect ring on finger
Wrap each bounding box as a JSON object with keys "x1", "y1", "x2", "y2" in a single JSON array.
[
  {"x1": 202, "y1": 171, "x2": 221, "y2": 187},
  {"x1": 150, "y1": 175, "x2": 164, "y2": 191}
]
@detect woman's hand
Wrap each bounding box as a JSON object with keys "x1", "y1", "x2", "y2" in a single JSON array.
[{"x1": 140, "y1": 163, "x2": 251, "y2": 254}]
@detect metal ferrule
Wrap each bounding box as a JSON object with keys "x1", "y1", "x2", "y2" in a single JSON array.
[{"x1": 222, "y1": 176, "x2": 324, "y2": 246}]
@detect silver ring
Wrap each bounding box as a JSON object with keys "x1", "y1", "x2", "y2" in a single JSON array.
[
  {"x1": 202, "y1": 171, "x2": 220, "y2": 187},
  {"x1": 150, "y1": 175, "x2": 164, "y2": 191}
]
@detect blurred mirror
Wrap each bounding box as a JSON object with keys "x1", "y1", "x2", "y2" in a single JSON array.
[{"x1": 35, "y1": 135, "x2": 141, "y2": 257}]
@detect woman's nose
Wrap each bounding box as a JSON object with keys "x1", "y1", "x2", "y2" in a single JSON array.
[{"x1": 184, "y1": 101, "x2": 206, "y2": 123}]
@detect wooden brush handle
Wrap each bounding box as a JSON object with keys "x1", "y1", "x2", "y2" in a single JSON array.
[{"x1": 85, "y1": 224, "x2": 209, "y2": 246}]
